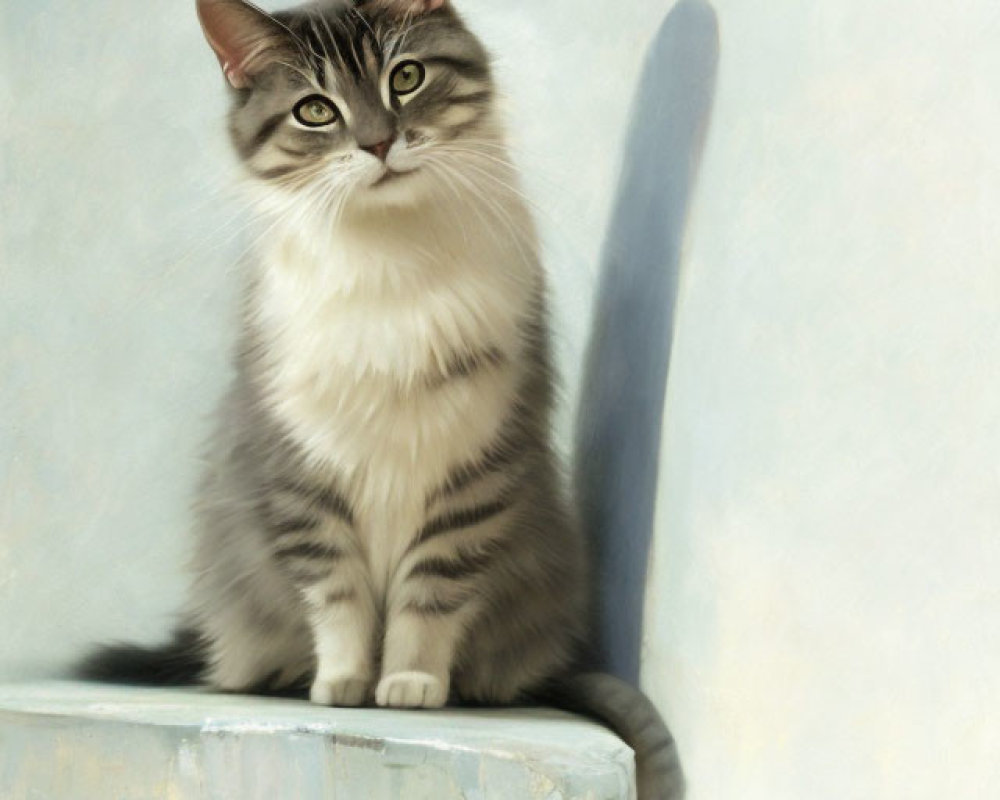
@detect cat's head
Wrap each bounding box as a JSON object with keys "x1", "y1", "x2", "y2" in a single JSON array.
[{"x1": 197, "y1": 0, "x2": 501, "y2": 213}]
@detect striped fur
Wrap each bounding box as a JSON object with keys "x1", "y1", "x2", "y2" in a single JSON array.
[{"x1": 76, "y1": 1, "x2": 683, "y2": 796}]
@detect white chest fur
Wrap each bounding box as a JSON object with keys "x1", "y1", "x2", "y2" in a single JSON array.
[{"x1": 251, "y1": 207, "x2": 538, "y2": 574}]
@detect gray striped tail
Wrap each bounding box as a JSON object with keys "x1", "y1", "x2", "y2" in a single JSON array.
[{"x1": 543, "y1": 672, "x2": 685, "y2": 800}]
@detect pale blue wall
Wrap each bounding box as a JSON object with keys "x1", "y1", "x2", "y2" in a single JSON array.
[
  {"x1": 2, "y1": 0, "x2": 239, "y2": 675},
  {"x1": 4, "y1": 1, "x2": 999, "y2": 799},
  {"x1": 643, "y1": 2, "x2": 1000, "y2": 798}
]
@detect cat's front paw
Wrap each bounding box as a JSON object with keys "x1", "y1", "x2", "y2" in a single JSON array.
[
  {"x1": 375, "y1": 670, "x2": 448, "y2": 708},
  {"x1": 310, "y1": 673, "x2": 371, "y2": 707}
]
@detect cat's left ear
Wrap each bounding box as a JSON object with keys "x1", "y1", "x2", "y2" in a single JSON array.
[{"x1": 196, "y1": 0, "x2": 293, "y2": 89}]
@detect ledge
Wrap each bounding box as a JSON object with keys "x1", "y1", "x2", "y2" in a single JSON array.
[{"x1": 0, "y1": 681, "x2": 635, "y2": 799}]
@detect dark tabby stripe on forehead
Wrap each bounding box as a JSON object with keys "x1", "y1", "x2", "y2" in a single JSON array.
[
  {"x1": 287, "y1": 8, "x2": 386, "y2": 84},
  {"x1": 298, "y1": 21, "x2": 330, "y2": 88}
]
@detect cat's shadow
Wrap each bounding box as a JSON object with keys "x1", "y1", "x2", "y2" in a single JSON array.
[{"x1": 574, "y1": 0, "x2": 720, "y2": 683}]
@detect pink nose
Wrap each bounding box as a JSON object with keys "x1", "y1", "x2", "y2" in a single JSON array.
[{"x1": 361, "y1": 139, "x2": 394, "y2": 161}]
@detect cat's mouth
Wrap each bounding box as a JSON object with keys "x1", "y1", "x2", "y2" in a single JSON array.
[{"x1": 372, "y1": 167, "x2": 418, "y2": 188}]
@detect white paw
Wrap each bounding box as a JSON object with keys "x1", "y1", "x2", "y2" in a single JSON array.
[
  {"x1": 310, "y1": 674, "x2": 371, "y2": 707},
  {"x1": 375, "y1": 670, "x2": 448, "y2": 708}
]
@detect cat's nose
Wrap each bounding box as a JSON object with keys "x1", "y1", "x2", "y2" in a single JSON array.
[{"x1": 360, "y1": 138, "x2": 395, "y2": 162}]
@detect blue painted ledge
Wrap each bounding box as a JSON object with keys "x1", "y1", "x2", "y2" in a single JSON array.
[{"x1": 0, "y1": 681, "x2": 635, "y2": 799}]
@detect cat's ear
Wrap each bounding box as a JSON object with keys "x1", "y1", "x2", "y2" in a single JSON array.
[
  {"x1": 196, "y1": 0, "x2": 293, "y2": 89},
  {"x1": 358, "y1": 0, "x2": 448, "y2": 17}
]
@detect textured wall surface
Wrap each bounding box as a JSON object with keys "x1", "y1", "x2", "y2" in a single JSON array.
[
  {"x1": 643, "y1": 1, "x2": 1000, "y2": 798},
  {"x1": 4, "y1": 1, "x2": 999, "y2": 799}
]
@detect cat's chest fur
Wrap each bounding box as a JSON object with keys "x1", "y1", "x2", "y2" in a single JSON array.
[{"x1": 251, "y1": 216, "x2": 534, "y2": 570}]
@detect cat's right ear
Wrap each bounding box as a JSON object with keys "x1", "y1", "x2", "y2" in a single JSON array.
[{"x1": 196, "y1": 0, "x2": 292, "y2": 89}]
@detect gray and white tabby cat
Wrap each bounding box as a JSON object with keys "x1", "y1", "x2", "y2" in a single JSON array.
[{"x1": 79, "y1": 1, "x2": 683, "y2": 797}]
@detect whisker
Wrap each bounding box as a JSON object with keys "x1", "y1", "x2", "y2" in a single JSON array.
[
  {"x1": 422, "y1": 162, "x2": 474, "y2": 245},
  {"x1": 426, "y1": 157, "x2": 536, "y2": 270}
]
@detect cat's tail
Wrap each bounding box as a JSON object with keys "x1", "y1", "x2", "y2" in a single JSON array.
[
  {"x1": 540, "y1": 672, "x2": 685, "y2": 800},
  {"x1": 74, "y1": 626, "x2": 207, "y2": 686}
]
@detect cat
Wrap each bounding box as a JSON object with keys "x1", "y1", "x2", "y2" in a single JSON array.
[{"x1": 77, "y1": 1, "x2": 683, "y2": 797}]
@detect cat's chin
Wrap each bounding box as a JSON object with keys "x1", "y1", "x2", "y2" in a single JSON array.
[
  {"x1": 353, "y1": 168, "x2": 431, "y2": 209},
  {"x1": 371, "y1": 167, "x2": 418, "y2": 189}
]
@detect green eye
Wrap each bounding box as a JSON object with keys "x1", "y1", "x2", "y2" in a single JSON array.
[
  {"x1": 293, "y1": 95, "x2": 339, "y2": 127},
  {"x1": 390, "y1": 60, "x2": 425, "y2": 96}
]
